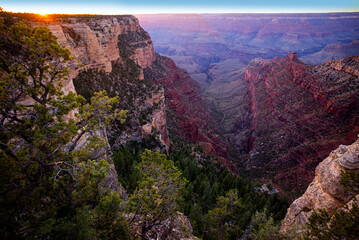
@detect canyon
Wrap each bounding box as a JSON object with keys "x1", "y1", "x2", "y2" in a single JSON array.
[
  {"x1": 137, "y1": 13, "x2": 359, "y2": 88},
  {"x1": 44, "y1": 14, "x2": 359, "y2": 194},
  {"x1": 138, "y1": 13, "x2": 359, "y2": 194},
  {"x1": 35, "y1": 14, "x2": 234, "y2": 174},
  {"x1": 231, "y1": 53, "x2": 359, "y2": 193},
  {"x1": 3, "y1": 11, "x2": 359, "y2": 238}
]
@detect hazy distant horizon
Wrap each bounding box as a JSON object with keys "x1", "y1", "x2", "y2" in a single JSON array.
[{"x1": 2, "y1": 0, "x2": 359, "y2": 15}]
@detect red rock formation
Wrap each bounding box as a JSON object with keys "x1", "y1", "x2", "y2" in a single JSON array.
[
  {"x1": 235, "y1": 53, "x2": 359, "y2": 193},
  {"x1": 144, "y1": 54, "x2": 236, "y2": 170}
]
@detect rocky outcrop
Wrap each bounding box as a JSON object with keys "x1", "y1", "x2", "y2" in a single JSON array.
[
  {"x1": 28, "y1": 16, "x2": 156, "y2": 103},
  {"x1": 42, "y1": 16, "x2": 155, "y2": 80},
  {"x1": 130, "y1": 212, "x2": 198, "y2": 240},
  {"x1": 281, "y1": 138, "x2": 359, "y2": 231},
  {"x1": 38, "y1": 16, "x2": 169, "y2": 151}
]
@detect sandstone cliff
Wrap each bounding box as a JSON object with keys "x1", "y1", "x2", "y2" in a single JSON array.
[
  {"x1": 28, "y1": 16, "x2": 155, "y2": 107},
  {"x1": 44, "y1": 16, "x2": 155, "y2": 79},
  {"x1": 281, "y1": 138, "x2": 359, "y2": 231},
  {"x1": 38, "y1": 16, "x2": 170, "y2": 151}
]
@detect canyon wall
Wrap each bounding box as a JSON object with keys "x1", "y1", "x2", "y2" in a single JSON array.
[
  {"x1": 45, "y1": 16, "x2": 155, "y2": 79},
  {"x1": 144, "y1": 54, "x2": 233, "y2": 168},
  {"x1": 209, "y1": 53, "x2": 359, "y2": 193},
  {"x1": 281, "y1": 138, "x2": 359, "y2": 231},
  {"x1": 38, "y1": 16, "x2": 169, "y2": 150},
  {"x1": 40, "y1": 15, "x2": 230, "y2": 164}
]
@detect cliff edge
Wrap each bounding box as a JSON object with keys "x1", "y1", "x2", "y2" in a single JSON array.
[{"x1": 281, "y1": 137, "x2": 359, "y2": 231}]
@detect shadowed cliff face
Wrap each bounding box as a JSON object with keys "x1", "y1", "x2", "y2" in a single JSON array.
[
  {"x1": 214, "y1": 53, "x2": 359, "y2": 193},
  {"x1": 144, "y1": 54, "x2": 238, "y2": 171},
  {"x1": 143, "y1": 55, "x2": 226, "y2": 153}
]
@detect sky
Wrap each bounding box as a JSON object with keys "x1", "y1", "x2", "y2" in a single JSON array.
[{"x1": 2, "y1": 0, "x2": 359, "y2": 15}]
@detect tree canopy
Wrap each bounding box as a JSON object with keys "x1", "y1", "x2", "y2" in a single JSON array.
[
  {"x1": 0, "y1": 19, "x2": 128, "y2": 239},
  {"x1": 129, "y1": 149, "x2": 187, "y2": 239}
]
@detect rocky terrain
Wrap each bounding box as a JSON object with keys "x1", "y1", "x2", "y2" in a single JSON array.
[
  {"x1": 50, "y1": 14, "x2": 359, "y2": 194},
  {"x1": 208, "y1": 53, "x2": 359, "y2": 193},
  {"x1": 32, "y1": 15, "x2": 206, "y2": 238},
  {"x1": 137, "y1": 13, "x2": 359, "y2": 89},
  {"x1": 281, "y1": 138, "x2": 359, "y2": 231},
  {"x1": 37, "y1": 15, "x2": 233, "y2": 167},
  {"x1": 144, "y1": 54, "x2": 235, "y2": 169},
  {"x1": 300, "y1": 40, "x2": 359, "y2": 65}
]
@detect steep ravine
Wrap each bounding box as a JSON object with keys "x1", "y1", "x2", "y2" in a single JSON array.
[
  {"x1": 209, "y1": 53, "x2": 359, "y2": 194},
  {"x1": 144, "y1": 54, "x2": 235, "y2": 170}
]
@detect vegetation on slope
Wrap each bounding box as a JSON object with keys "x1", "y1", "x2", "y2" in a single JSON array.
[
  {"x1": 112, "y1": 137, "x2": 289, "y2": 239},
  {"x1": 0, "y1": 18, "x2": 129, "y2": 239},
  {"x1": 0, "y1": 12, "x2": 291, "y2": 239}
]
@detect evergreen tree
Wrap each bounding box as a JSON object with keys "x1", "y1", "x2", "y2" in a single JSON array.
[
  {"x1": 0, "y1": 20, "x2": 128, "y2": 239},
  {"x1": 206, "y1": 189, "x2": 243, "y2": 240},
  {"x1": 128, "y1": 149, "x2": 187, "y2": 239}
]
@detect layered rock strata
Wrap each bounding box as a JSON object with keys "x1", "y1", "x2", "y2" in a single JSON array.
[
  {"x1": 210, "y1": 53, "x2": 359, "y2": 193},
  {"x1": 144, "y1": 54, "x2": 236, "y2": 170},
  {"x1": 43, "y1": 16, "x2": 155, "y2": 80},
  {"x1": 27, "y1": 16, "x2": 162, "y2": 195},
  {"x1": 137, "y1": 13, "x2": 359, "y2": 88},
  {"x1": 281, "y1": 138, "x2": 359, "y2": 231}
]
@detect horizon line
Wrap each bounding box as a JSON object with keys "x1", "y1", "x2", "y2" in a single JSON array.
[{"x1": 5, "y1": 10, "x2": 359, "y2": 15}]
